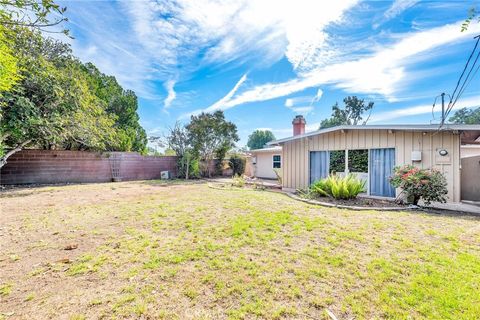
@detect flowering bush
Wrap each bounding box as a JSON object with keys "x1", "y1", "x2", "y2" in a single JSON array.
[{"x1": 390, "y1": 165, "x2": 448, "y2": 205}]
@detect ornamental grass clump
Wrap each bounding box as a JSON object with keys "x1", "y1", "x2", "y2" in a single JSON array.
[
  {"x1": 310, "y1": 174, "x2": 366, "y2": 200},
  {"x1": 389, "y1": 165, "x2": 448, "y2": 205}
]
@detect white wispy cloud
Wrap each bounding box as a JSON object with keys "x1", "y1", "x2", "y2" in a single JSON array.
[
  {"x1": 64, "y1": 3, "x2": 163, "y2": 100},
  {"x1": 194, "y1": 21, "x2": 480, "y2": 111},
  {"x1": 121, "y1": 0, "x2": 359, "y2": 78},
  {"x1": 181, "y1": 73, "x2": 248, "y2": 118},
  {"x1": 163, "y1": 80, "x2": 177, "y2": 110},
  {"x1": 384, "y1": 0, "x2": 419, "y2": 20},
  {"x1": 370, "y1": 95, "x2": 480, "y2": 123}
]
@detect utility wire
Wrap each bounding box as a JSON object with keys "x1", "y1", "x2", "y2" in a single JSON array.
[
  {"x1": 448, "y1": 36, "x2": 480, "y2": 107},
  {"x1": 446, "y1": 48, "x2": 480, "y2": 118},
  {"x1": 449, "y1": 59, "x2": 480, "y2": 117}
]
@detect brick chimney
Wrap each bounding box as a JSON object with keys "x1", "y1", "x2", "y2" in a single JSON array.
[{"x1": 292, "y1": 115, "x2": 306, "y2": 136}]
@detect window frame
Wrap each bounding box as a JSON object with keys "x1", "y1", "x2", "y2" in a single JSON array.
[{"x1": 272, "y1": 154, "x2": 282, "y2": 169}]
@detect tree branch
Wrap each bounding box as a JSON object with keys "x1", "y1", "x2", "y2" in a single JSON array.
[{"x1": 0, "y1": 139, "x2": 32, "y2": 168}]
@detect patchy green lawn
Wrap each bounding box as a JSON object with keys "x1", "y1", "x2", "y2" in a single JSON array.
[{"x1": 1, "y1": 181, "x2": 479, "y2": 319}]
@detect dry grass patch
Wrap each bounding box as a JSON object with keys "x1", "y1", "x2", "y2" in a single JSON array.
[{"x1": 0, "y1": 181, "x2": 479, "y2": 319}]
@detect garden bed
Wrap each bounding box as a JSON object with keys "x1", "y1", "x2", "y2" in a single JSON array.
[{"x1": 290, "y1": 193, "x2": 417, "y2": 211}]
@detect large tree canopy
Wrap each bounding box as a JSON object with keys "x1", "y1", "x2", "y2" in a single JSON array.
[
  {"x1": 0, "y1": 9, "x2": 147, "y2": 166},
  {"x1": 186, "y1": 110, "x2": 239, "y2": 176},
  {"x1": 449, "y1": 107, "x2": 480, "y2": 124},
  {"x1": 247, "y1": 130, "x2": 276, "y2": 150},
  {"x1": 320, "y1": 96, "x2": 374, "y2": 129}
]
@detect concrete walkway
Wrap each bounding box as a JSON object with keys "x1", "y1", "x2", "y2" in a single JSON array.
[
  {"x1": 207, "y1": 177, "x2": 281, "y2": 189},
  {"x1": 425, "y1": 202, "x2": 480, "y2": 215}
]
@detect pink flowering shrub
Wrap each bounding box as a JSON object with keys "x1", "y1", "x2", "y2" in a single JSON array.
[{"x1": 390, "y1": 165, "x2": 448, "y2": 205}]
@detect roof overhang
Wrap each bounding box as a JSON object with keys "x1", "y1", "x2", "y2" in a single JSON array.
[
  {"x1": 249, "y1": 146, "x2": 282, "y2": 153},
  {"x1": 267, "y1": 124, "x2": 480, "y2": 145}
]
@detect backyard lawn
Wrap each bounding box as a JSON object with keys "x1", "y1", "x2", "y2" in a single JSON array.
[{"x1": 1, "y1": 181, "x2": 479, "y2": 320}]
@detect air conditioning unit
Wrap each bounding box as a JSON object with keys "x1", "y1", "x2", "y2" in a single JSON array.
[{"x1": 161, "y1": 171, "x2": 170, "y2": 179}]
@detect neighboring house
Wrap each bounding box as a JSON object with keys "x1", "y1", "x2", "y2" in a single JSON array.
[
  {"x1": 250, "y1": 146, "x2": 282, "y2": 179},
  {"x1": 268, "y1": 115, "x2": 480, "y2": 203},
  {"x1": 248, "y1": 116, "x2": 305, "y2": 179}
]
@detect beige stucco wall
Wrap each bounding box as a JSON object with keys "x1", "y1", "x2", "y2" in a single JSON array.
[
  {"x1": 252, "y1": 151, "x2": 282, "y2": 179},
  {"x1": 280, "y1": 129, "x2": 461, "y2": 202}
]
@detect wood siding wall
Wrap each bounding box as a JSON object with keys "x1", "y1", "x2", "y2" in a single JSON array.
[{"x1": 281, "y1": 130, "x2": 461, "y2": 202}]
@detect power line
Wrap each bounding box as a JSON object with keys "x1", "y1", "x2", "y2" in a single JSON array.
[
  {"x1": 448, "y1": 35, "x2": 480, "y2": 108},
  {"x1": 439, "y1": 34, "x2": 480, "y2": 128},
  {"x1": 446, "y1": 47, "x2": 480, "y2": 118}
]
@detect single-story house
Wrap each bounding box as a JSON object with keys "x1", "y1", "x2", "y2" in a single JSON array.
[
  {"x1": 268, "y1": 115, "x2": 480, "y2": 203},
  {"x1": 249, "y1": 146, "x2": 282, "y2": 179},
  {"x1": 248, "y1": 116, "x2": 305, "y2": 179}
]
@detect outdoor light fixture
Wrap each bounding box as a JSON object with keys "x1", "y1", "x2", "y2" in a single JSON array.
[{"x1": 438, "y1": 149, "x2": 448, "y2": 156}]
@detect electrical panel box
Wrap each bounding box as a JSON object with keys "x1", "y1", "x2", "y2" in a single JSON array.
[{"x1": 411, "y1": 151, "x2": 422, "y2": 162}]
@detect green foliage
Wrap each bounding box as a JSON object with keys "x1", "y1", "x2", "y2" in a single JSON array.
[
  {"x1": 0, "y1": 0, "x2": 69, "y2": 35},
  {"x1": 329, "y1": 150, "x2": 345, "y2": 173},
  {"x1": 186, "y1": 111, "x2": 239, "y2": 177},
  {"x1": 165, "y1": 122, "x2": 200, "y2": 179},
  {"x1": 80, "y1": 63, "x2": 147, "y2": 153},
  {"x1": 0, "y1": 26, "x2": 20, "y2": 93},
  {"x1": 310, "y1": 174, "x2": 366, "y2": 200},
  {"x1": 461, "y1": 6, "x2": 478, "y2": 32},
  {"x1": 0, "y1": 25, "x2": 147, "y2": 165},
  {"x1": 390, "y1": 165, "x2": 448, "y2": 205},
  {"x1": 247, "y1": 130, "x2": 276, "y2": 150},
  {"x1": 449, "y1": 107, "x2": 480, "y2": 124},
  {"x1": 320, "y1": 96, "x2": 374, "y2": 129},
  {"x1": 348, "y1": 149, "x2": 368, "y2": 172},
  {"x1": 229, "y1": 154, "x2": 246, "y2": 176},
  {"x1": 231, "y1": 174, "x2": 246, "y2": 188}
]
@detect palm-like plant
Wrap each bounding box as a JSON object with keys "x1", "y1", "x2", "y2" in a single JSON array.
[{"x1": 310, "y1": 174, "x2": 366, "y2": 200}]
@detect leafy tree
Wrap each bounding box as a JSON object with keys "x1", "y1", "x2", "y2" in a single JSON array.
[
  {"x1": 0, "y1": 0, "x2": 69, "y2": 35},
  {"x1": 0, "y1": 26, "x2": 19, "y2": 93},
  {"x1": 0, "y1": 28, "x2": 118, "y2": 166},
  {"x1": 229, "y1": 153, "x2": 246, "y2": 176},
  {"x1": 166, "y1": 122, "x2": 198, "y2": 179},
  {"x1": 449, "y1": 107, "x2": 480, "y2": 124},
  {"x1": 320, "y1": 96, "x2": 374, "y2": 129},
  {"x1": 0, "y1": 26, "x2": 147, "y2": 166},
  {"x1": 186, "y1": 111, "x2": 239, "y2": 177},
  {"x1": 247, "y1": 130, "x2": 276, "y2": 150},
  {"x1": 80, "y1": 63, "x2": 147, "y2": 153}
]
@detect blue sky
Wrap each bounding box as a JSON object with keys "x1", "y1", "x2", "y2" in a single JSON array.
[{"x1": 57, "y1": 0, "x2": 480, "y2": 146}]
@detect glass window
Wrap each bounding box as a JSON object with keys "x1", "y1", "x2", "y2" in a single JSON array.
[{"x1": 273, "y1": 155, "x2": 281, "y2": 168}]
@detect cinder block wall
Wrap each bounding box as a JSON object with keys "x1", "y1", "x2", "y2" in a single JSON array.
[{"x1": 0, "y1": 150, "x2": 177, "y2": 185}]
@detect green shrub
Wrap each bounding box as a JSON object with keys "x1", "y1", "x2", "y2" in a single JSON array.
[
  {"x1": 348, "y1": 149, "x2": 368, "y2": 172},
  {"x1": 329, "y1": 150, "x2": 345, "y2": 173},
  {"x1": 229, "y1": 154, "x2": 246, "y2": 176},
  {"x1": 310, "y1": 174, "x2": 366, "y2": 200},
  {"x1": 390, "y1": 165, "x2": 448, "y2": 205},
  {"x1": 231, "y1": 174, "x2": 246, "y2": 188}
]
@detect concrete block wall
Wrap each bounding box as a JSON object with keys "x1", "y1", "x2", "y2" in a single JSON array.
[{"x1": 0, "y1": 150, "x2": 177, "y2": 185}]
